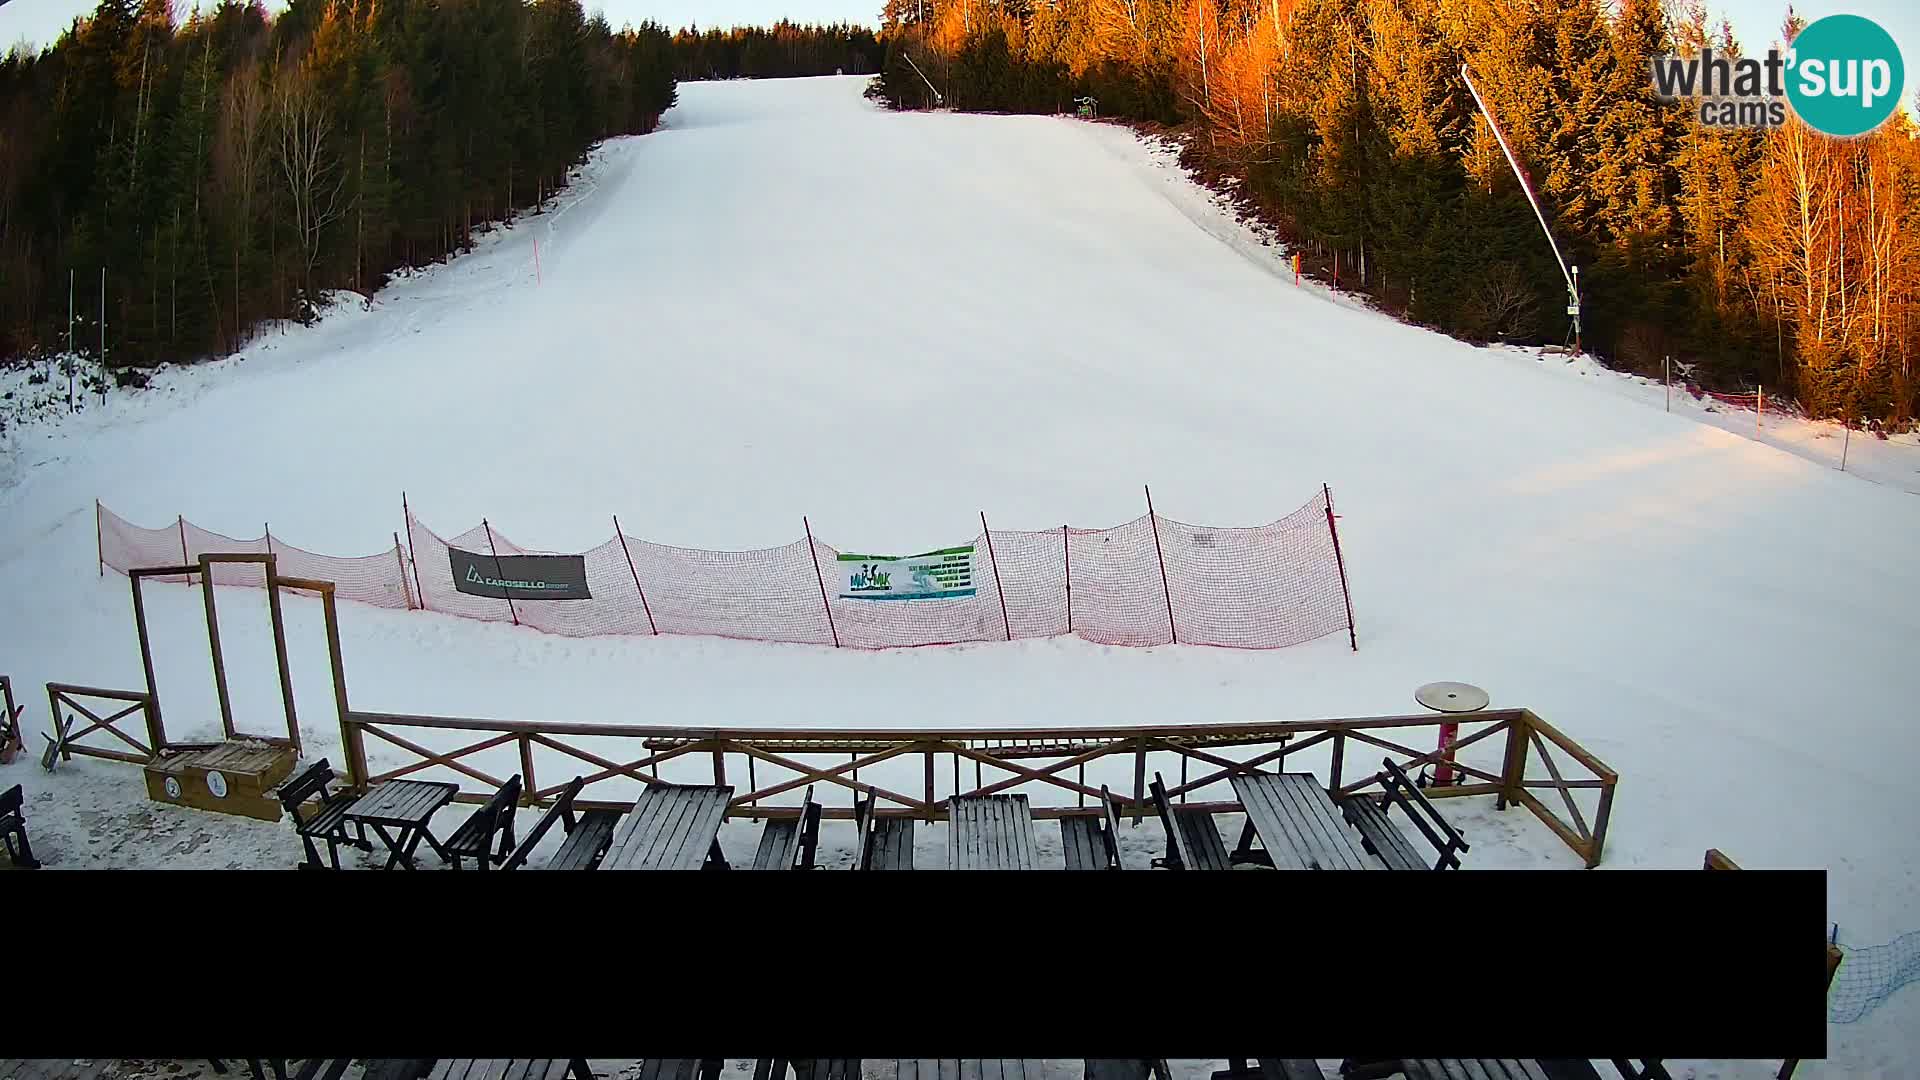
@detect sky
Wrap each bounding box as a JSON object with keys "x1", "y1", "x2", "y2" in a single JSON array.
[{"x1": 0, "y1": 0, "x2": 1914, "y2": 108}]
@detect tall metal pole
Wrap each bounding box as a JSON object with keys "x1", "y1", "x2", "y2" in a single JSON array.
[
  {"x1": 99, "y1": 267, "x2": 106, "y2": 395},
  {"x1": 1461, "y1": 63, "x2": 1580, "y2": 354},
  {"x1": 67, "y1": 269, "x2": 75, "y2": 413}
]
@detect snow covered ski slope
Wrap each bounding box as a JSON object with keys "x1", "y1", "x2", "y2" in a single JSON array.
[{"x1": 1, "y1": 75, "x2": 1917, "y2": 1069}]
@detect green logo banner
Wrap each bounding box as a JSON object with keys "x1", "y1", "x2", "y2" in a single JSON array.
[{"x1": 837, "y1": 545, "x2": 976, "y2": 601}]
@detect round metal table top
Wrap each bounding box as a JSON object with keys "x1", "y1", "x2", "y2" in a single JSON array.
[{"x1": 1415, "y1": 681, "x2": 1490, "y2": 713}]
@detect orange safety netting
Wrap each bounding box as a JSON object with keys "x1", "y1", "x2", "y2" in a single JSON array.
[{"x1": 96, "y1": 487, "x2": 1356, "y2": 651}]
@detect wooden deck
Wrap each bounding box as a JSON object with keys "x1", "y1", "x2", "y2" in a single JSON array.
[{"x1": 0, "y1": 1062, "x2": 118, "y2": 1080}]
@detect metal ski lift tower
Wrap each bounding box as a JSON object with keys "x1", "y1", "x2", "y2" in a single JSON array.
[{"x1": 1460, "y1": 62, "x2": 1582, "y2": 355}]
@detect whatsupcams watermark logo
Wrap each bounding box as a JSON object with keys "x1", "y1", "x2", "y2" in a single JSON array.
[{"x1": 1651, "y1": 14, "x2": 1905, "y2": 136}]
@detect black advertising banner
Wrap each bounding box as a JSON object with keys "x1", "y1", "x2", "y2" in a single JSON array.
[{"x1": 449, "y1": 547, "x2": 592, "y2": 600}]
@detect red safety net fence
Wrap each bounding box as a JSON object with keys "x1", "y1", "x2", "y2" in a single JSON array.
[{"x1": 95, "y1": 486, "x2": 1358, "y2": 652}]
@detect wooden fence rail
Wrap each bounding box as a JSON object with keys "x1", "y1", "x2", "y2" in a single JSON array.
[
  {"x1": 339, "y1": 706, "x2": 1620, "y2": 866},
  {"x1": 45, "y1": 683, "x2": 163, "y2": 766}
]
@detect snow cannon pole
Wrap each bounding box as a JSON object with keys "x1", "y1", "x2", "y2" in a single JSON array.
[
  {"x1": 1841, "y1": 422, "x2": 1851, "y2": 472},
  {"x1": 1757, "y1": 386, "x2": 1764, "y2": 435}
]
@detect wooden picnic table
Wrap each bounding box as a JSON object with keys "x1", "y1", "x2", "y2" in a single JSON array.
[
  {"x1": 341, "y1": 779, "x2": 459, "y2": 870},
  {"x1": 895, "y1": 1062, "x2": 1044, "y2": 1080},
  {"x1": 599, "y1": 783, "x2": 734, "y2": 870},
  {"x1": 947, "y1": 793, "x2": 1038, "y2": 870},
  {"x1": 1229, "y1": 771, "x2": 1378, "y2": 871}
]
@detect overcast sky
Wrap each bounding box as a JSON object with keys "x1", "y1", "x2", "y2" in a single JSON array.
[{"x1": 1, "y1": 0, "x2": 1913, "y2": 108}]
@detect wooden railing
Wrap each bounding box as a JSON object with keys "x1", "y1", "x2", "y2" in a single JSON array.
[
  {"x1": 338, "y1": 706, "x2": 1620, "y2": 866},
  {"x1": 45, "y1": 683, "x2": 164, "y2": 765},
  {"x1": 1, "y1": 675, "x2": 22, "y2": 758}
]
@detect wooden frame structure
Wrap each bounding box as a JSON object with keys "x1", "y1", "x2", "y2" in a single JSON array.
[
  {"x1": 47, "y1": 553, "x2": 348, "y2": 767},
  {"x1": 334, "y1": 704, "x2": 1620, "y2": 867}
]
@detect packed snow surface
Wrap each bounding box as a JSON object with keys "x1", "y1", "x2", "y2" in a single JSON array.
[{"x1": 2, "y1": 76, "x2": 1918, "y2": 1074}]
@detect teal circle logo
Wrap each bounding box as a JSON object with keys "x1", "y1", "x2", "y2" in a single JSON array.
[{"x1": 1786, "y1": 15, "x2": 1904, "y2": 137}]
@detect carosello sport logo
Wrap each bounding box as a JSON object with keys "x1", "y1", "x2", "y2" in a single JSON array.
[{"x1": 1650, "y1": 13, "x2": 1905, "y2": 137}]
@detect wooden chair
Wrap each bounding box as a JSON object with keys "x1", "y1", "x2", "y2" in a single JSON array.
[
  {"x1": 1061, "y1": 785, "x2": 1128, "y2": 869},
  {"x1": 445, "y1": 774, "x2": 523, "y2": 870},
  {"x1": 1339, "y1": 758, "x2": 1469, "y2": 870},
  {"x1": 1148, "y1": 771, "x2": 1230, "y2": 870},
  {"x1": 275, "y1": 759, "x2": 370, "y2": 871},
  {"x1": 502, "y1": 776, "x2": 624, "y2": 871},
  {"x1": 2, "y1": 783, "x2": 40, "y2": 869},
  {"x1": 751, "y1": 783, "x2": 823, "y2": 870}
]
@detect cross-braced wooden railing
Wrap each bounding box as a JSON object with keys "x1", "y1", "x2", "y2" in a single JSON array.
[
  {"x1": 338, "y1": 706, "x2": 1620, "y2": 866},
  {"x1": 45, "y1": 683, "x2": 165, "y2": 765},
  {"x1": 1, "y1": 675, "x2": 23, "y2": 757}
]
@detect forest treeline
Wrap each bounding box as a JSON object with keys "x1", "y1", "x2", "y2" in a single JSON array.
[
  {"x1": 673, "y1": 22, "x2": 884, "y2": 80},
  {"x1": 868, "y1": 0, "x2": 1920, "y2": 425},
  {"x1": 0, "y1": 0, "x2": 676, "y2": 376}
]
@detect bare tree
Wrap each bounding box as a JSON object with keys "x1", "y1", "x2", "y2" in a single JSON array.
[{"x1": 274, "y1": 62, "x2": 351, "y2": 304}]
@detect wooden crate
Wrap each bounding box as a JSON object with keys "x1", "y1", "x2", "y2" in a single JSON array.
[{"x1": 145, "y1": 740, "x2": 297, "y2": 823}]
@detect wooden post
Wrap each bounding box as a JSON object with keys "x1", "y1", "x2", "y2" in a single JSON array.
[
  {"x1": 263, "y1": 556, "x2": 301, "y2": 754},
  {"x1": 980, "y1": 512, "x2": 1011, "y2": 641},
  {"x1": 1144, "y1": 485, "x2": 1176, "y2": 644},
  {"x1": 482, "y1": 518, "x2": 517, "y2": 626},
  {"x1": 925, "y1": 751, "x2": 936, "y2": 821},
  {"x1": 803, "y1": 516, "x2": 839, "y2": 648},
  {"x1": 319, "y1": 587, "x2": 366, "y2": 789},
  {"x1": 129, "y1": 573, "x2": 166, "y2": 743},
  {"x1": 1062, "y1": 524, "x2": 1072, "y2": 634},
  {"x1": 402, "y1": 493, "x2": 427, "y2": 613},
  {"x1": 1329, "y1": 731, "x2": 1345, "y2": 793},
  {"x1": 393, "y1": 533, "x2": 413, "y2": 609},
  {"x1": 1132, "y1": 742, "x2": 1147, "y2": 825},
  {"x1": 712, "y1": 746, "x2": 726, "y2": 786},
  {"x1": 1324, "y1": 484, "x2": 1358, "y2": 651},
  {"x1": 520, "y1": 734, "x2": 537, "y2": 806},
  {"x1": 613, "y1": 515, "x2": 659, "y2": 635},
  {"x1": 200, "y1": 557, "x2": 238, "y2": 741}
]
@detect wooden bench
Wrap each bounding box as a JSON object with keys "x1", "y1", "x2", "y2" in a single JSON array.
[
  {"x1": 1060, "y1": 785, "x2": 1128, "y2": 870},
  {"x1": 896, "y1": 1062, "x2": 1043, "y2": 1080},
  {"x1": 756, "y1": 1061, "x2": 859, "y2": 1080},
  {"x1": 275, "y1": 758, "x2": 370, "y2": 870},
  {"x1": 854, "y1": 792, "x2": 914, "y2": 870},
  {"x1": 0, "y1": 679, "x2": 22, "y2": 764},
  {"x1": 631, "y1": 1063, "x2": 721, "y2": 1080},
  {"x1": 1343, "y1": 1060, "x2": 1547, "y2": 1080},
  {"x1": 1211, "y1": 1060, "x2": 1324, "y2": 1080},
  {"x1": 503, "y1": 776, "x2": 624, "y2": 871},
  {"x1": 1, "y1": 784, "x2": 39, "y2": 870},
  {"x1": 752, "y1": 784, "x2": 823, "y2": 870},
  {"x1": 1338, "y1": 759, "x2": 1469, "y2": 870},
  {"x1": 1088, "y1": 1060, "x2": 1173, "y2": 1080},
  {"x1": 239, "y1": 1061, "x2": 435, "y2": 1080},
  {"x1": 1536, "y1": 1064, "x2": 1671, "y2": 1080},
  {"x1": 430, "y1": 1062, "x2": 593, "y2": 1080},
  {"x1": 445, "y1": 774, "x2": 522, "y2": 870},
  {"x1": 1148, "y1": 771, "x2": 1230, "y2": 870}
]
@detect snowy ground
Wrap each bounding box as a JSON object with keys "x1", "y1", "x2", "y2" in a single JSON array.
[{"x1": 1, "y1": 76, "x2": 1917, "y2": 1074}]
